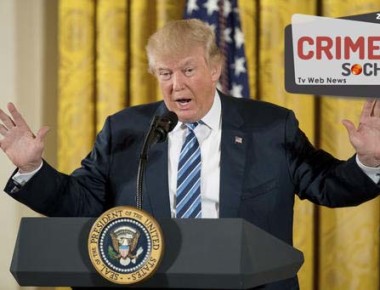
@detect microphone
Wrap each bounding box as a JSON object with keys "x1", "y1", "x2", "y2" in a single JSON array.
[
  {"x1": 147, "y1": 111, "x2": 178, "y2": 145},
  {"x1": 136, "y1": 111, "x2": 178, "y2": 209}
]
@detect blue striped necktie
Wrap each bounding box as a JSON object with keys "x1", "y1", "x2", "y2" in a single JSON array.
[{"x1": 176, "y1": 122, "x2": 201, "y2": 218}]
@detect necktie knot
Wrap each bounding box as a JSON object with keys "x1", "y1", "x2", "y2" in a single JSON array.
[{"x1": 186, "y1": 122, "x2": 198, "y2": 131}]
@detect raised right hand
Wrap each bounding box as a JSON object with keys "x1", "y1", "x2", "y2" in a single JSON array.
[{"x1": 0, "y1": 102, "x2": 49, "y2": 173}]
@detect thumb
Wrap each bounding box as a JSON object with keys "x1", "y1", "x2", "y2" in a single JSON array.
[
  {"x1": 342, "y1": 119, "x2": 356, "y2": 137},
  {"x1": 35, "y1": 126, "x2": 50, "y2": 142}
]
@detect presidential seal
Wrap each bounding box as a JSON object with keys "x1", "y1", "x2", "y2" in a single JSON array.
[{"x1": 88, "y1": 206, "x2": 164, "y2": 284}]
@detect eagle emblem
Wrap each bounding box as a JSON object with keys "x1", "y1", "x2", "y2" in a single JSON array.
[
  {"x1": 88, "y1": 206, "x2": 164, "y2": 284},
  {"x1": 109, "y1": 226, "x2": 144, "y2": 266}
]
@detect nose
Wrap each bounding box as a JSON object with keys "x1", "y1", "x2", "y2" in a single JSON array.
[{"x1": 172, "y1": 72, "x2": 185, "y2": 91}]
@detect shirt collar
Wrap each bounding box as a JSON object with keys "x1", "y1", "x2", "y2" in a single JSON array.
[{"x1": 201, "y1": 91, "x2": 221, "y2": 131}]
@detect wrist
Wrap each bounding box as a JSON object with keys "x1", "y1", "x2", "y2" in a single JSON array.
[
  {"x1": 357, "y1": 155, "x2": 380, "y2": 168},
  {"x1": 18, "y1": 160, "x2": 43, "y2": 174}
]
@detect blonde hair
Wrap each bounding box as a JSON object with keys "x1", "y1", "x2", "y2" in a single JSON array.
[{"x1": 146, "y1": 19, "x2": 223, "y2": 73}]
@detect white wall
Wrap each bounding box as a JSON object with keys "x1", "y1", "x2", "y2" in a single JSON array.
[{"x1": 0, "y1": 0, "x2": 57, "y2": 289}]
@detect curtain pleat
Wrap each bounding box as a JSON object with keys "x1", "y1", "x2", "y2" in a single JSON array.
[
  {"x1": 258, "y1": 1, "x2": 317, "y2": 289},
  {"x1": 238, "y1": 0, "x2": 257, "y2": 100},
  {"x1": 58, "y1": 0, "x2": 95, "y2": 174},
  {"x1": 96, "y1": 0, "x2": 127, "y2": 131}
]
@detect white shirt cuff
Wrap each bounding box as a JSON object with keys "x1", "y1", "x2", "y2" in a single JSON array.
[
  {"x1": 12, "y1": 162, "x2": 43, "y2": 186},
  {"x1": 355, "y1": 155, "x2": 380, "y2": 184}
]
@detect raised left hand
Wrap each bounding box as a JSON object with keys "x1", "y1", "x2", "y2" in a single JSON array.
[{"x1": 342, "y1": 99, "x2": 380, "y2": 167}]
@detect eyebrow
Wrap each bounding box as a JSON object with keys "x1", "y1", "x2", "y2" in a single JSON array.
[
  {"x1": 181, "y1": 59, "x2": 196, "y2": 67},
  {"x1": 157, "y1": 58, "x2": 197, "y2": 71}
]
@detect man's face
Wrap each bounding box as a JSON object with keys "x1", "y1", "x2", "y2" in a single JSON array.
[{"x1": 154, "y1": 46, "x2": 221, "y2": 123}]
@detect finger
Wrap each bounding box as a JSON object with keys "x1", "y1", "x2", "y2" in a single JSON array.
[
  {"x1": 371, "y1": 99, "x2": 380, "y2": 117},
  {"x1": 359, "y1": 99, "x2": 376, "y2": 121},
  {"x1": 7, "y1": 102, "x2": 32, "y2": 130},
  {"x1": 0, "y1": 107, "x2": 16, "y2": 129},
  {"x1": 0, "y1": 124, "x2": 8, "y2": 136},
  {"x1": 35, "y1": 126, "x2": 50, "y2": 142}
]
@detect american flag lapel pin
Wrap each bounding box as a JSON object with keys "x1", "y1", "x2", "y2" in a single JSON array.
[{"x1": 235, "y1": 136, "x2": 243, "y2": 144}]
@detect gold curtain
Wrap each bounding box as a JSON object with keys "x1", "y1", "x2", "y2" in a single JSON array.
[
  {"x1": 58, "y1": 0, "x2": 185, "y2": 174},
  {"x1": 58, "y1": 0, "x2": 95, "y2": 173},
  {"x1": 259, "y1": 1, "x2": 317, "y2": 289},
  {"x1": 96, "y1": 0, "x2": 127, "y2": 131},
  {"x1": 57, "y1": 1, "x2": 379, "y2": 290}
]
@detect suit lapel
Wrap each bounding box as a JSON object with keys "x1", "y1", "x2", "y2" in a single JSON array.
[
  {"x1": 144, "y1": 103, "x2": 172, "y2": 218},
  {"x1": 219, "y1": 95, "x2": 247, "y2": 217}
]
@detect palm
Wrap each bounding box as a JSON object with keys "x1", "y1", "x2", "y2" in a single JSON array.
[
  {"x1": 0, "y1": 103, "x2": 49, "y2": 172},
  {"x1": 343, "y1": 99, "x2": 380, "y2": 167},
  {"x1": 2, "y1": 126, "x2": 42, "y2": 167}
]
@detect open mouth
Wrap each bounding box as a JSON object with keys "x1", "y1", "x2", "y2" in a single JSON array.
[{"x1": 176, "y1": 98, "x2": 192, "y2": 104}]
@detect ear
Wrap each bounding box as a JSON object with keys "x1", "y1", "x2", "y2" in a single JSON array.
[{"x1": 210, "y1": 62, "x2": 222, "y2": 82}]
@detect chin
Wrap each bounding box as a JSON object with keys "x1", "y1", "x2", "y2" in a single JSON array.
[
  {"x1": 176, "y1": 108, "x2": 203, "y2": 123},
  {"x1": 177, "y1": 115, "x2": 197, "y2": 123}
]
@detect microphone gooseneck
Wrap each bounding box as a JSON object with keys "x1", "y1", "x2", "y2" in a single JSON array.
[{"x1": 136, "y1": 111, "x2": 178, "y2": 209}]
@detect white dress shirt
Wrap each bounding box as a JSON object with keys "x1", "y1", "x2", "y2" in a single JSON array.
[{"x1": 168, "y1": 92, "x2": 222, "y2": 218}]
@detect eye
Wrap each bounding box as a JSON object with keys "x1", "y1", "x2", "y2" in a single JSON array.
[
  {"x1": 158, "y1": 70, "x2": 172, "y2": 81},
  {"x1": 184, "y1": 67, "x2": 195, "y2": 76}
]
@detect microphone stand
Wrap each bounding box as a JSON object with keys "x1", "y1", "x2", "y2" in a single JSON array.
[{"x1": 136, "y1": 116, "x2": 159, "y2": 210}]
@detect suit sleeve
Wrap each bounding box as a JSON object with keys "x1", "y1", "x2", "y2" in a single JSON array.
[
  {"x1": 4, "y1": 117, "x2": 113, "y2": 217},
  {"x1": 285, "y1": 111, "x2": 379, "y2": 207}
]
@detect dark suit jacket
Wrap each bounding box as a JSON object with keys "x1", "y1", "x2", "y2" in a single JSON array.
[{"x1": 5, "y1": 93, "x2": 380, "y2": 290}]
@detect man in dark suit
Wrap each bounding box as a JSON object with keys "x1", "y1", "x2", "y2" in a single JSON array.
[{"x1": 0, "y1": 19, "x2": 379, "y2": 289}]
